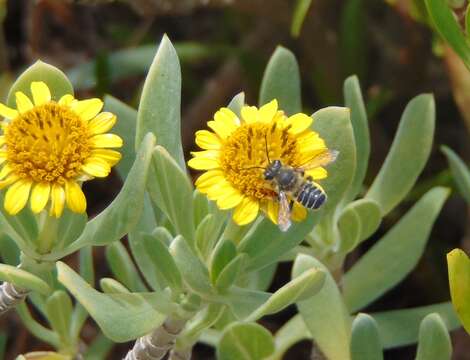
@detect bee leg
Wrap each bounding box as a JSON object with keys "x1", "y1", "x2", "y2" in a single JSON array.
[{"x1": 306, "y1": 176, "x2": 313, "y2": 181}]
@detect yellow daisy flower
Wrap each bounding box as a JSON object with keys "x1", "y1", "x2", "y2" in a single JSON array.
[
  {"x1": 188, "y1": 99, "x2": 330, "y2": 226},
  {"x1": 0, "y1": 81, "x2": 122, "y2": 217}
]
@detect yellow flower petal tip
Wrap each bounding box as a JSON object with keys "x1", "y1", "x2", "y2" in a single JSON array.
[
  {"x1": 188, "y1": 98, "x2": 334, "y2": 228},
  {"x1": 0, "y1": 82, "x2": 122, "y2": 216}
]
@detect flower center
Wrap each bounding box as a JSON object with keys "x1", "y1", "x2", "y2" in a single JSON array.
[
  {"x1": 4, "y1": 102, "x2": 91, "y2": 183},
  {"x1": 219, "y1": 121, "x2": 301, "y2": 200}
]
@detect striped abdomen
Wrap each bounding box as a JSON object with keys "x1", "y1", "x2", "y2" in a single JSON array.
[{"x1": 295, "y1": 181, "x2": 326, "y2": 209}]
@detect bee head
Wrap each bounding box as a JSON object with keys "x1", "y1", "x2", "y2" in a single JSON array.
[{"x1": 264, "y1": 160, "x2": 282, "y2": 180}]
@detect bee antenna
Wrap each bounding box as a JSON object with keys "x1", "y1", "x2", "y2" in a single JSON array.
[{"x1": 265, "y1": 134, "x2": 271, "y2": 163}]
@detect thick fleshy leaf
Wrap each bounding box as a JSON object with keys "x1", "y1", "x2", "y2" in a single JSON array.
[
  {"x1": 227, "y1": 92, "x2": 245, "y2": 118},
  {"x1": 196, "y1": 213, "x2": 226, "y2": 262},
  {"x1": 294, "y1": 255, "x2": 351, "y2": 360},
  {"x1": 55, "y1": 209, "x2": 87, "y2": 250},
  {"x1": 247, "y1": 267, "x2": 325, "y2": 322},
  {"x1": 57, "y1": 262, "x2": 172, "y2": 342},
  {"x1": 148, "y1": 146, "x2": 194, "y2": 243},
  {"x1": 0, "y1": 264, "x2": 50, "y2": 295},
  {"x1": 271, "y1": 315, "x2": 311, "y2": 360},
  {"x1": 0, "y1": 234, "x2": 20, "y2": 266},
  {"x1": 210, "y1": 238, "x2": 237, "y2": 285},
  {"x1": 343, "y1": 76, "x2": 370, "y2": 201},
  {"x1": 441, "y1": 146, "x2": 470, "y2": 203},
  {"x1": 291, "y1": 0, "x2": 313, "y2": 37},
  {"x1": 350, "y1": 314, "x2": 383, "y2": 360},
  {"x1": 7, "y1": 61, "x2": 73, "y2": 107},
  {"x1": 224, "y1": 287, "x2": 271, "y2": 320},
  {"x1": 45, "y1": 291, "x2": 73, "y2": 342},
  {"x1": 136, "y1": 35, "x2": 185, "y2": 169},
  {"x1": 52, "y1": 133, "x2": 155, "y2": 259},
  {"x1": 100, "y1": 278, "x2": 130, "y2": 294},
  {"x1": 343, "y1": 187, "x2": 449, "y2": 312},
  {"x1": 337, "y1": 205, "x2": 361, "y2": 253},
  {"x1": 371, "y1": 302, "x2": 459, "y2": 349},
  {"x1": 215, "y1": 254, "x2": 247, "y2": 292},
  {"x1": 415, "y1": 313, "x2": 452, "y2": 360},
  {"x1": 365, "y1": 95, "x2": 435, "y2": 215},
  {"x1": 447, "y1": 248, "x2": 470, "y2": 334},
  {"x1": 217, "y1": 322, "x2": 275, "y2": 360},
  {"x1": 425, "y1": 0, "x2": 470, "y2": 70},
  {"x1": 170, "y1": 236, "x2": 212, "y2": 295},
  {"x1": 105, "y1": 242, "x2": 146, "y2": 292},
  {"x1": 259, "y1": 46, "x2": 301, "y2": 115},
  {"x1": 103, "y1": 95, "x2": 137, "y2": 180}
]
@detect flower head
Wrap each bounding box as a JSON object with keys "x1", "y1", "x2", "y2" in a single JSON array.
[
  {"x1": 0, "y1": 82, "x2": 122, "y2": 216},
  {"x1": 188, "y1": 99, "x2": 330, "y2": 226}
]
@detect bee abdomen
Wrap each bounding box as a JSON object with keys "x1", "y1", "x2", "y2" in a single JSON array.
[{"x1": 296, "y1": 182, "x2": 326, "y2": 210}]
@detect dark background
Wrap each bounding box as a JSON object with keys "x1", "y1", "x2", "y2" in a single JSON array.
[{"x1": 1, "y1": 0, "x2": 470, "y2": 358}]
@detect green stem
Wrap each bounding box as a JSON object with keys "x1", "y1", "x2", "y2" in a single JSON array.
[{"x1": 36, "y1": 212, "x2": 60, "y2": 254}]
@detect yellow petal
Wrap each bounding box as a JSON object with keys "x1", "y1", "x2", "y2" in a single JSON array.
[
  {"x1": 50, "y1": 184, "x2": 65, "y2": 217},
  {"x1": 0, "y1": 136, "x2": 5, "y2": 146},
  {"x1": 285, "y1": 113, "x2": 313, "y2": 134},
  {"x1": 206, "y1": 180, "x2": 233, "y2": 200},
  {"x1": 195, "y1": 170, "x2": 225, "y2": 190},
  {"x1": 88, "y1": 112, "x2": 117, "y2": 135},
  {"x1": 195, "y1": 130, "x2": 222, "y2": 150},
  {"x1": 71, "y1": 98, "x2": 104, "y2": 121},
  {"x1": 0, "y1": 165, "x2": 12, "y2": 180},
  {"x1": 0, "y1": 175, "x2": 19, "y2": 190},
  {"x1": 241, "y1": 106, "x2": 259, "y2": 124},
  {"x1": 90, "y1": 134, "x2": 123, "y2": 148},
  {"x1": 207, "y1": 119, "x2": 236, "y2": 140},
  {"x1": 30, "y1": 81, "x2": 51, "y2": 106},
  {"x1": 291, "y1": 202, "x2": 307, "y2": 221},
  {"x1": 305, "y1": 167, "x2": 328, "y2": 180},
  {"x1": 213, "y1": 108, "x2": 239, "y2": 131},
  {"x1": 82, "y1": 158, "x2": 111, "y2": 178},
  {"x1": 4, "y1": 179, "x2": 32, "y2": 215},
  {"x1": 233, "y1": 197, "x2": 259, "y2": 225},
  {"x1": 30, "y1": 182, "x2": 51, "y2": 213},
  {"x1": 216, "y1": 188, "x2": 243, "y2": 210},
  {"x1": 15, "y1": 91, "x2": 34, "y2": 113},
  {"x1": 65, "y1": 181, "x2": 87, "y2": 213},
  {"x1": 259, "y1": 99, "x2": 278, "y2": 123},
  {"x1": 59, "y1": 94, "x2": 74, "y2": 106},
  {"x1": 266, "y1": 199, "x2": 279, "y2": 224},
  {"x1": 0, "y1": 103, "x2": 18, "y2": 119},
  {"x1": 90, "y1": 149, "x2": 122, "y2": 166},
  {"x1": 188, "y1": 150, "x2": 220, "y2": 170}
]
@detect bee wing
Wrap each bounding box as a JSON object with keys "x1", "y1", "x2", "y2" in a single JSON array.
[
  {"x1": 299, "y1": 149, "x2": 339, "y2": 171},
  {"x1": 277, "y1": 191, "x2": 292, "y2": 232}
]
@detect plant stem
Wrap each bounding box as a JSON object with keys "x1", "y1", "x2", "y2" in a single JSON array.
[
  {"x1": 124, "y1": 316, "x2": 187, "y2": 360},
  {"x1": 168, "y1": 346, "x2": 192, "y2": 360},
  {"x1": 0, "y1": 282, "x2": 29, "y2": 316}
]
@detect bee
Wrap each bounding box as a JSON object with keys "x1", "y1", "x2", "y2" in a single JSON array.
[{"x1": 263, "y1": 147, "x2": 338, "y2": 232}]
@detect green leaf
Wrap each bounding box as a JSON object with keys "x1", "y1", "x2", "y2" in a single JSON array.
[
  {"x1": 148, "y1": 146, "x2": 194, "y2": 242},
  {"x1": 55, "y1": 209, "x2": 87, "y2": 250},
  {"x1": 447, "y1": 248, "x2": 470, "y2": 334},
  {"x1": 312, "y1": 107, "x2": 356, "y2": 218},
  {"x1": 170, "y1": 236, "x2": 212, "y2": 295},
  {"x1": 238, "y1": 215, "x2": 315, "y2": 272},
  {"x1": 271, "y1": 315, "x2": 311, "y2": 360},
  {"x1": 343, "y1": 187, "x2": 449, "y2": 312},
  {"x1": 100, "y1": 278, "x2": 130, "y2": 294},
  {"x1": 371, "y1": 302, "x2": 460, "y2": 349},
  {"x1": 56, "y1": 133, "x2": 156, "y2": 257},
  {"x1": 179, "y1": 304, "x2": 225, "y2": 347},
  {"x1": 103, "y1": 95, "x2": 137, "y2": 180},
  {"x1": 365, "y1": 94, "x2": 435, "y2": 215},
  {"x1": 142, "y1": 232, "x2": 183, "y2": 294},
  {"x1": 227, "y1": 92, "x2": 245, "y2": 117},
  {"x1": 196, "y1": 213, "x2": 226, "y2": 261},
  {"x1": 259, "y1": 46, "x2": 301, "y2": 115},
  {"x1": 7, "y1": 61, "x2": 73, "y2": 107},
  {"x1": 57, "y1": 262, "x2": 172, "y2": 342},
  {"x1": 425, "y1": 0, "x2": 470, "y2": 70},
  {"x1": 343, "y1": 76, "x2": 370, "y2": 201},
  {"x1": 224, "y1": 287, "x2": 271, "y2": 320},
  {"x1": 136, "y1": 35, "x2": 184, "y2": 169},
  {"x1": 105, "y1": 242, "x2": 146, "y2": 292},
  {"x1": 0, "y1": 234, "x2": 20, "y2": 266},
  {"x1": 215, "y1": 254, "x2": 247, "y2": 292},
  {"x1": 45, "y1": 290, "x2": 73, "y2": 342},
  {"x1": 441, "y1": 145, "x2": 470, "y2": 203},
  {"x1": 247, "y1": 267, "x2": 325, "y2": 321},
  {"x1": 337, "y1": 206, "x2": 361, "y2": 253},
  {"x1": 210, "y1": 238, "x2": 237, "y2": 285},
  {"x1": 415, "y1": 313, "x2": 452, "y2": 360},
  {"x1": 294, "y1": 255, "x2": 351, "y2": 360},
  {"x1": 350, "y1": 314, "x2": 383, "y2": 360},
  {"x1": 291, "y1": 0, "x2": 313, "y2": 37},
  {"x1": 217, "y1": 322, "x2": 275, "y2": 360},
  {"x1": 0, "y1": 264, "x2": 50, "y2": 295}
]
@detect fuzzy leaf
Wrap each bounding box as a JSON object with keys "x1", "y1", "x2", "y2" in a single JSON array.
[
  {"x1": 210, "y1": 238, "x2": 237, "y2": 285},
  {"x1": 215, "y1": 254, "x2": 247, "y2": 292},
  {"x1": 350, "y1": 314, "x2": 383, "y2": 360},
  {"x1": 415, "y1": 313, "x2": 452, "y2": 360},
  {"x1": 45, "y1": 291, "x2": 73, "y2": 342},
  {"x1": 0, "y1": 264, "x2": 50, "y2": 295},
  {"x1": 441, "y1": 145, "x2": 470, "y2": 203},
  {"x1": 227, "y1": 92, "x2": 245, "y2": 117}
]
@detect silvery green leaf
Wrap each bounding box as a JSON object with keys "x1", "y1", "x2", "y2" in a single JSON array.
[
  {"x1": 195, "y1": 213, "x2": 225, "y2": 261},
  {"x1": 224, "y1": 287, "x2": 271, "y2": 320},
  {"x1": 16, "y1": 302, "x2": 60, "y2": 348},
  {"x1": 366, "y1": 95, "x2": 435, "y2": 215},
  {"x1": 343, "y1": 187, "x2": 449, "y2": 312},
  {"x1": 294, "y1": 255, "x2": 351, "y2": 360},
  {"x1": 100, "y1": 278, "x2": 130, "y2": 294},
  {"x1": 337, "y1": 205, "x2": 361, "y2": 253},
  {"x1": 149, "y1": 146, "x2": 195, "y2": 244},
  {"x1": 217, "y1": 322, "x2": 275, "y2": 360},
  {"x1": 271, "y1": 315, "x2": 311, "y2": 360},
  {"x1": 259, "y1": 46, "x2": 301, "y2": 115},
  {"x1": 136, "y1": 35, "x2": 185, "y2": 169},
  {"x1": 45, "y1": 290, "x2": 73, "y2": 342},
  {"x1": 415, "y1": 313, "x2": 452, "y2": 360},
  {"x1": 441, "y1": 145, "x2": 470, "y2": 203},
  {"x1": 55, "y1": 209, "x2": 87, "y2": 250},
  {"x1": 179, "y1": 303, "x2": 225, "y2": 347},
  {"x1": 227, "y1": 92, "x2": 245, "y2": 117},
  {"x1": 350, "y1": 313, "x2": 383, "y2": 360},
  {"x1": 0, "y1": 234, "x2": 20, "y2": 266},
  {"x1": 215, "y1": 254, "x2": 247, "y2": 293},
  {"x1": 210, "y1": 238, "x2": 237, "y2": 285},
  {"x1": 0, "y1": 264, "x2": 50, "y2": 295},
  {"x1": 57, "y1": 262, "x2": 172, "y2": 342},
  {"x1": 103, "y1": 95, "x2": 137, "y2": 180},
  {"x1": 193, "y1": 190, "x2": 210, "y2": 227}
]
